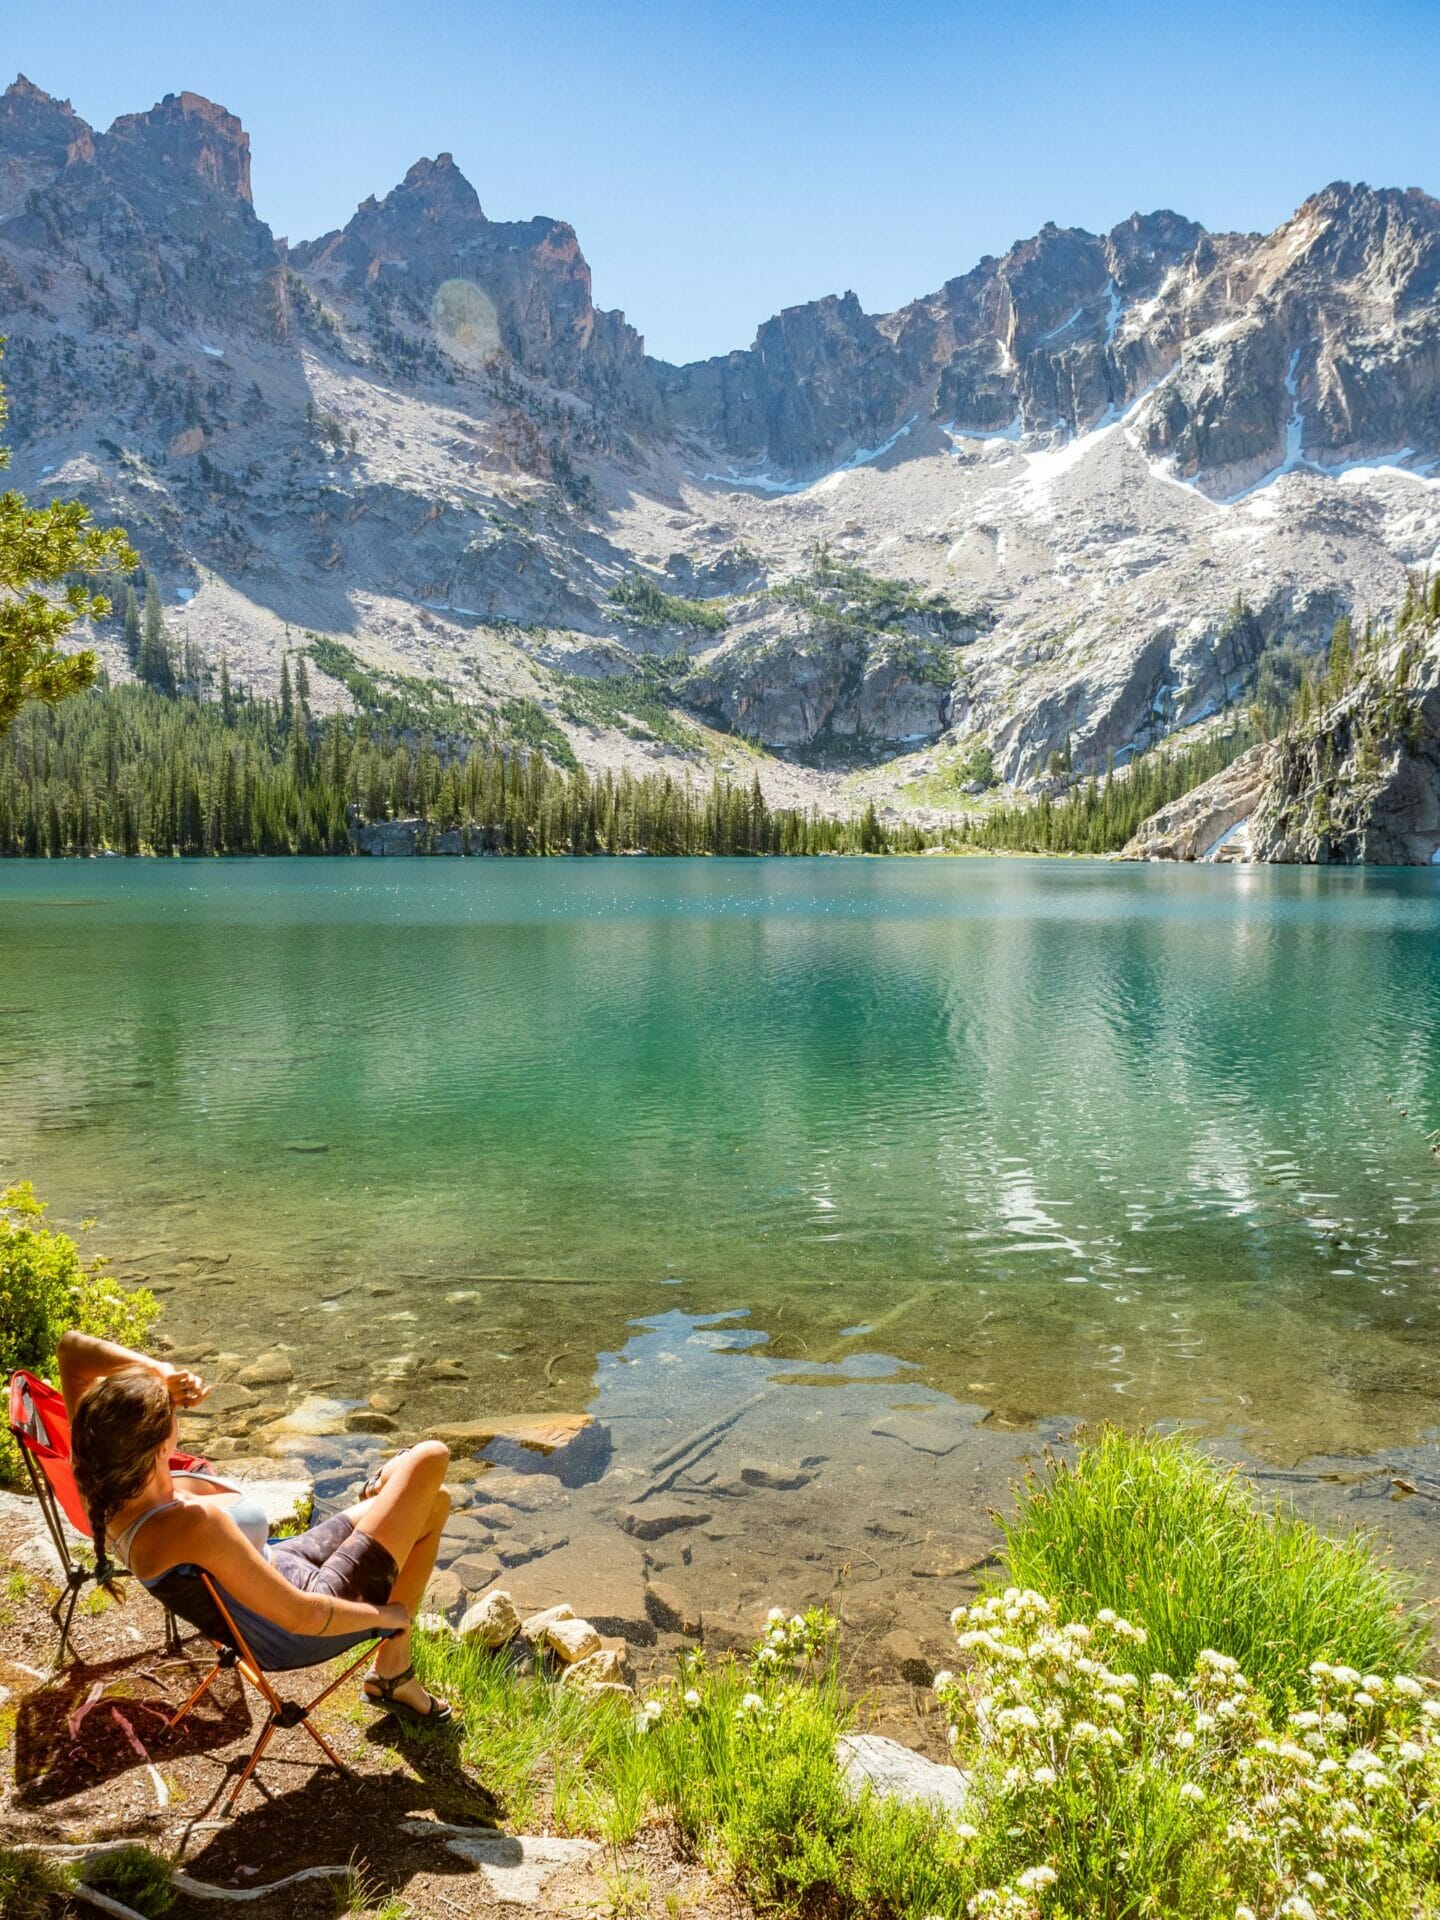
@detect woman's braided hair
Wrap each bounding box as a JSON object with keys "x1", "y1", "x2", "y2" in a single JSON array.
[{"x1": 70, "y1": 1371, "x2": 174, "y2": 1585}]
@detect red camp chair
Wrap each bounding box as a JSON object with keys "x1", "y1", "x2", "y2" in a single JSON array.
[{"x1": 7, "y1": 1370, "x2": 210, "y2": 1664}]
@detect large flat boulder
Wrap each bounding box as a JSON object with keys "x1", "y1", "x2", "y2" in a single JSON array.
[
  {"x1": 836, "y1": 1733, "x2": 971, "y2": 1815},
  {"x1": 422, "y1": 1413, "x2": 592, "y2": 1455},
  {"x1": 403, "y1": 1822, "x2": 598, "y2": 1906}
]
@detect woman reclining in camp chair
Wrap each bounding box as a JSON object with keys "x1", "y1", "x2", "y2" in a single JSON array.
[{"x1": 60, "y1": 1329, "x2": 454, "y2": 1724}]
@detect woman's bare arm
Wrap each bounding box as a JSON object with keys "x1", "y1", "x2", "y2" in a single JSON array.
[
  {"x1": 57, "y1": 1329, "x2": 208, "y2": 1421},
  {"x1": 150, "y1": 1504, "x2": 405, "y2": 1640}
]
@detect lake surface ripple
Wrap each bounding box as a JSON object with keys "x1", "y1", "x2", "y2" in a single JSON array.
[{"x1": 4, "y1": 857, "x2": 1440, "y2": 1600}]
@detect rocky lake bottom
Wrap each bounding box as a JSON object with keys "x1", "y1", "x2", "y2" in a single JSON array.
[{"x1": 5, "y1": 855, "x2": 1440, "y2": 1676}]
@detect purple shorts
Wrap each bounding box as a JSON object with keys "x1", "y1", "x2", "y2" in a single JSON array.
[{"x1": 268, "y1": 1513, "x2": 397, "y2": 1606}]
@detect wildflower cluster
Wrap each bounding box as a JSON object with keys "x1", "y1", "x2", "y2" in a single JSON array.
[
  {"x1": 754, "y1": 1605, "x2": 838, "y2": 1673},
  {"x1": 937, "y1": 1590, "x2": 1440, "y2": 1918}
]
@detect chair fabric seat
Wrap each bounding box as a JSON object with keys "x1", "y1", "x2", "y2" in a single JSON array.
[{"x1": 147, "y1": 1563, "x2": 379, "y2": 1671}]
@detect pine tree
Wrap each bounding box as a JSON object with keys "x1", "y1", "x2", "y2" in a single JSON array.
[
  {"x1": 138, "y1": 574, "x2": 175, "y2": 695},
  {"x1": 1327, "y1": 615, "x2": 1353, "y2": 698},
  {"x1": 122, "y1": 586, "x2": 141, "y2": 667},
  {"x1": 279, "y1": 655, "x2": 293, "y2": 727},
  {"x1": 295, "y1": 654, "x2": 311, "y2": 718},
  {"x1": 288, "y1": 692, "x2": 308, "y2": 784},
  {"x1": 219, "y1": 655, "x2": 235, "y2": 725},
  {"x1": 0, "y1": 349, "x2": 135, "y2": 736}
]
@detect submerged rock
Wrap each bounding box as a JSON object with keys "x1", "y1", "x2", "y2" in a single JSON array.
[
  {"x1": 236, "y1": 1351, "x2": 293, "y2": 1387},
  {"x1": 423, "y1": 1413, "x2": 592, "y2": 1455},
  {"x1": 619, "y1": 1504, "x2": 711, "y2": 1541},
  {"x1": 264, "y1": 1395, "x2": 349, "y2": 1437},
  {"x1": 644, "y1": 1579, "x2": 702, "y2": 1638}
]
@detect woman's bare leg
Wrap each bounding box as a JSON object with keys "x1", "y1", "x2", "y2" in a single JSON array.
[{"x1": 342, "y1": 1441, "x2": 454, "y2": 1713}]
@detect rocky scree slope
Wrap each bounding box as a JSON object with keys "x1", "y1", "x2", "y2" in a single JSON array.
[{"x1": 4, "y1": 74, "x2": 1440, "y2": 806}]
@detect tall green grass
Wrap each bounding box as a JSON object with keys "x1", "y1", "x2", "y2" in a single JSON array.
[
  {"x1": 411, "y1": 1632, "x2": 973, "y2": 1917},
  {"x1": 410, "y1": 1633, "x2": 636, "y2": 1830},
  {"x1": 0, "y1": 1845, "x2": 73, "y2": 1920},
  {"x1": 998, "y1": 1425, "x2": 1427, "y2": 1703}
]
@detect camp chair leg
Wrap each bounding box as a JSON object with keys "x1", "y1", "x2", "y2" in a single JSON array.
[
  {"x1": 163, "y1": 1608, "x2": 183, "y2": 1657},
  {"x1": 168, "y1": 1656, "x2": 226, "y2": 1732},
  {"x1": 307, "y1": 1639, "x2": 380, "y2": 1713},
  {"x1": 297, "y1": 1712, "x2": 351, "y2": 1776},
  {"x1": 224, "y1": 1712, "x2": 281, "y2": 1816},
  {"x1": 51, "y1": 1569, "x2": 85, "y2": 1666}
]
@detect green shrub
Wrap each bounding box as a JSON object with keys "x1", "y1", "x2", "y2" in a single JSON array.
[
  {"x1": 0, "y1": 1844, "x2": 73, "y2": 1920},
  {"x1": 0, "y1": 1182, "x2": 157, "y2": 1486},
  {"x1": 80, "y1": 1845, "x2": 176, "y2": 1919},
  {"x1": 998, "y1": 1426, "x2": 1425, "y2": 1706},
  {"x1": 937, "y1": 1586, "x2": 1440, "y2": 1919},
  {"x1": 609, "y1": 574, "x2": 728, "y2": 633}
]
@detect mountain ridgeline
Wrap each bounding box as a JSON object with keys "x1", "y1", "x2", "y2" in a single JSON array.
[{"x1": 3, "y1": 72, "x2": 1440, "y2": 855}]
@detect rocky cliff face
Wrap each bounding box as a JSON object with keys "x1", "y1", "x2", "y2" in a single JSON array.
[
  {"x1": 291, "y1": 153, "x2": 653, "y2": 409},
  {"x1": 4, "y1": 72, "x2": 1440, "y2": 811},
  {"x1": 1124, "y1": 637, "x2": 1440, "y2": 864},
  {"x1": 656, "y1": 190, "x2": 1440, "y2": 493}
]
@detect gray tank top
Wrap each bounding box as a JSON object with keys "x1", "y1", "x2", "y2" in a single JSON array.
[{"x1": 109, "y1": 1472, "x2": 271, "y2": 1572}]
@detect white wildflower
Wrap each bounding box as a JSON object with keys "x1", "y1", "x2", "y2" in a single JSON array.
[
  {"x1": 683, "y1": 1687, "x2": 701, "y2": 1709},
  {"x1": 1392, "y1": 1675, "x2": 1423, "y2": 1699},
  {"x1": 997, "y1": 1704, "x2": 1041, "y2": 1732},
  {"x1": 1197, "y1": 1650, "x2": 1239, "y2": 1674},
  {"x1": 1017, "y1": 1865, "x2": 1058, "y2": 1891},
  {"x1": 1179, "y1": 1782, "x2": 1204, "y2": 1803}
]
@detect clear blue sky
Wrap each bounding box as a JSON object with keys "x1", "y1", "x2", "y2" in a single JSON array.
[{"x1": 12, "y1": 0, "x2": 1440, "y2": 364}]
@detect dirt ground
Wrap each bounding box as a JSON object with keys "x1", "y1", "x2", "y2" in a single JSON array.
[{"x1": 0, "y1": 1508, "x2": 752, "y2": 1920}]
